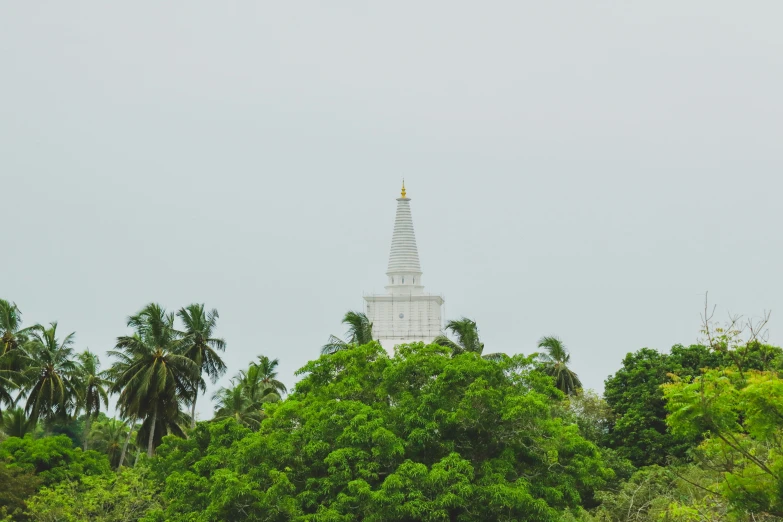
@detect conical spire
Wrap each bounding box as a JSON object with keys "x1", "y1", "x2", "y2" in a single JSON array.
[{"x1": 386, "y1": 183, "x2": 422, "y2": 294}]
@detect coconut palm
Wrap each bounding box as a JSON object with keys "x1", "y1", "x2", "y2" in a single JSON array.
[
  {"x1": 177, "y1": 304, "x2": 227, "y2": 428},
  {"x1": 0, "y1": 363, "x2": 22, "y2": 418},
  {"x1": 116, "y1": 418, "x2": 138, "y2": 470},
  {"x1": 0, "y1": 299, "x2": 31, "y2": 357},
  {"x1": 536, "y1": 335, "x2": 582, "y2": 395},
  {"x1": 22, "y1": 323, "x2": 79, "y2": 424},
  {"x1": 134, "y1": 393, "x2": 190, "y2": 455},
  {"x1": 88, "y1": 418, "x2": 133, "y2": 468},
  {"x1": 75, "y1": 351, "x2": 110, "y2": 450},
  {"x1": 322, "y1": 311, "x2": 374, "y2": 354},
  {"x1": 235, "y1": 364, "x2": 282, "y2": 404},
  {"x1": 2, "y1": 407, "x2": 33, "y2": 438},
  {"x1": 109, "y1": 303, "x2": 198, "y2": 457},
  {"x1": 434, "y1": 317, "x2": 506, "y2": 361},
  {"x1": 213, "y1": 356, "x2": 284, "y2": 429},
  {"x1": 211, "y1": 383, "x2": 265, "y2": 429},
  {"x1": 251, "y1": 355, "x2": 287, "y2": 397}
]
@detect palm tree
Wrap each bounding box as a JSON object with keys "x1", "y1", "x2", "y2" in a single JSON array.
[
  {"x1": 251, "y1": 355, "x2": 287, "y2": 397},
  {"x1": 0, "y1": 299, "x2": 31, "y2": 357},
  {"x1": 75, "y1": 351, "x2": 110, "y2": 450},
  {"x1": 434, "y1": 317, "x2": 506, "y2": 361},
  {"x1": 212, "y1": 356, "x2": 285, "y2": 429},
  {"x1": 2, "y1": 407, "x2": 33, "y2": 438},
  {"x1": 109, "y1": 303, "x2": 198, "y2": 457},
  {"x1": 22, "y1": 323, "x2": 79, "y2": 425},
  {"x1": 89, "y1": 418, "x2": 133, "y2": 469},
  {"x1": 0, "y1": 360, "x2": 23, "y2": 418},
  {"x1": 134, "y1": 393, "x2": 190, "y2": 456},
  {"x1": 116, "y1": 418, "x2": 138, "y2": 470},
  {"x1": 211, "y1": 383, "x2": 265, "y2": 429},
  {"x1": 177, "y1": 304, "x2": 227, "y2": 428},
  {"x1": 235, "y1": 364, "x2": 282, "y2": 404},
  {"x1": 0, "y1": 301, "x2": 33, "y2": 377},
  {"x1": 536, "y1": 335, "x2": 582, "y2": 395},
  {"x1": 322, "y1": 311, "x2": 374, "y2": 354}
]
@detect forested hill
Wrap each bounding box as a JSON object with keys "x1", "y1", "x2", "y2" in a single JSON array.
[{"x1": 2, "y1": 299, "x2": 783, "y2": 520}]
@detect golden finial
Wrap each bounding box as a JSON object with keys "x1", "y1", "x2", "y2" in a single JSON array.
[{"x1": 401, "y1": 179, "x2": 407, "y2": 198}]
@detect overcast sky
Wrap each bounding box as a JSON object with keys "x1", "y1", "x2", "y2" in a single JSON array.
[{"x1": 2, "y1": 2, "x2": 782, "y2": 419}]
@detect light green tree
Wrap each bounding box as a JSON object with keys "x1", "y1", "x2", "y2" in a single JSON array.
[{"x1": 664, "y1": 368, "x2": 783, "y2": 518}]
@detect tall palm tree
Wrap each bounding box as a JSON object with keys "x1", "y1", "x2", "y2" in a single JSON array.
[
  {"x1": 235, "y1": 364, "x2": 282, "y2": 405},
  {"x1": 212, "y1": 356, "x2": 285, "y2": 429},
  {"x1": 116, "y1": 418, "x2": 138, "y2": 470},
  {"x1": 75, "y1": 351, "x2": 110, "y2": 450},
  {"x1": 0, "y1": 299, "x2": 31, "y2": 357},
  {"x1": 22, "y1": 322, "x2": 79, "y2": 425},
  {"x1": 2, "y1": 407, "x2": 33, "y2": 438},
  {"x1": 0, "y1": 361, "x2": 22, "y2": 418},
  {"x1": 322, "y1": 311, "x2": 374, "y2": 354},
  {"x1": 434, "y1": 317, "x2": 506, "y2": 361},
  {"x1": 251, "y1": 355, "x2": 287, "y2": 397},
  {"x1": 134, "y1": 393, "x2": 190, "y2": 455},
  {"x1": 536, "y1": 335, "x2": 582, "y2": 395},
  {"x1": 0, "y1": 301, "x2": 33, "y2": 377},
  {"x1": 109, "y1": 303, "x2": 198, "y2": 457},
  {"x1": 177, "y1": 304, "x2": 227, "y2": 428},
  {"x1": 88, "y1": 418, "x2": 133, "y2": 469},
  {"x1": 211, "y1": 383, "x2": 265, "y2": 430}
]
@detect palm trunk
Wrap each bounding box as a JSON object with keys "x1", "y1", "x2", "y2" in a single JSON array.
[
  {"x1": 191, "y1": 393, "x2": 197, "y2": 429},
  {"x1": 146, "y1": 408, "x2": 157, "y2": 458},
  {"x1": 118, "y1": 426, "x2": 132, "y2": 470},
  {"x1": 83, "y1": 415, "x2": 92, "y2": 451},
  {"x1": 134, "y1": 446, "x2": 141, "y2": 466}
]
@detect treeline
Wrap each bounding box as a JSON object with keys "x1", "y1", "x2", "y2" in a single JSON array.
[{"x1": 1, "y1": 301, "x2": 783, "y2": 520}]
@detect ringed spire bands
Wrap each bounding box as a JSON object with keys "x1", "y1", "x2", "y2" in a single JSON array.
[{"x1": 386, "y1": 193, "x2": 422, "y2": 277}]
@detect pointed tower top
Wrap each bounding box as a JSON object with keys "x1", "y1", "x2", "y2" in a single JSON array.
[
  {"x1": 387, "y1": 191, "x2": 422, "y2": 279},
  {"x1": 401, "y1": 180, "x2": 407, "y2": 198}
]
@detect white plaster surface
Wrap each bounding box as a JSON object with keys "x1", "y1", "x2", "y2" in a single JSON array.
[{"x1": 365, "y1": 193, "x2": 444, "y2": 354}]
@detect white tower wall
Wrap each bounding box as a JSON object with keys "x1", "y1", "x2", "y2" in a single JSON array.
[{"x1": 364, "y1": 183, "x2": 444, "y2": 354}]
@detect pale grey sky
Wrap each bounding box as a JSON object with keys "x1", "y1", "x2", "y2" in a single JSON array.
[{"x1": 2, "y1": 2, "x2": 782, "y2": 419}]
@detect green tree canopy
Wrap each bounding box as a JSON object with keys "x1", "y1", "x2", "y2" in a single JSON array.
[
  {"x1": 150, "y1": 341, "x2": 611, "y2": 521},
  {"x1": 0, "y1": 434, "x2": 110, "y2": 487},
  {"x1": 603, "y1": 343, "x2": 782, "y2": 467},
  {"x1": 664, "y1": 368, "x2": 783, "y2": 518}
]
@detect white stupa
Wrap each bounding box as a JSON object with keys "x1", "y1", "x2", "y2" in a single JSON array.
[{"x1": 364, "y1": 182, "x2": 444, "y2": 353}]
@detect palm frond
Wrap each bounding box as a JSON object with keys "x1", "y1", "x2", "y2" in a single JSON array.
[{"x1": 322, "y1": 335, "x2": 350, "y2": 355}]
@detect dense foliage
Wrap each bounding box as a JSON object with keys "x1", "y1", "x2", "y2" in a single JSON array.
[
  {"x1": 2, "y1": 297, "x2": 783, "y2": 521},
  {"x1": 148, "y1": 342, "x2": 610, "y2": 521}
]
